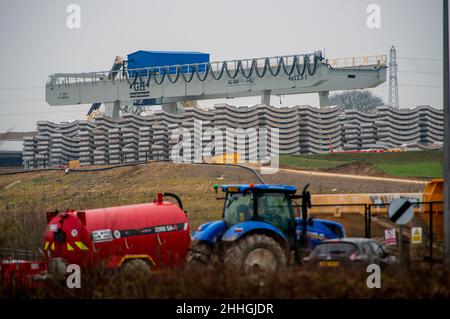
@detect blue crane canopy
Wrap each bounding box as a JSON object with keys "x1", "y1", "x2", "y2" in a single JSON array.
[{"x1": 127, "y1": 50, "x2": 210, "y2": 77}]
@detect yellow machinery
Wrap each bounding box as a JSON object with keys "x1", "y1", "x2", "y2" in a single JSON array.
[
  {"x1": 310, "y1": 179, "x2": 444, "y2": 240},
  {"x1": 181, "y1": 101, "x2": 198, "y2": 108},
  {"x1": 68, "y1": 160, "x2": 81, "y2": 169},
  {"x1": 421, "y1": 178, "x2": 444, "y2": 240},
  {"x1": 207, "y1": 153, "x2": 241, "y2": 164}
]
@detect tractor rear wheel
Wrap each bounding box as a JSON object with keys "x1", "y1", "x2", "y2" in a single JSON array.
[
  {"x1": 223, "y1": 234, "x2": 287, "y2": 285},
  {"x1": 186, "y1": 241, "x2": 213, "y2": 268}
]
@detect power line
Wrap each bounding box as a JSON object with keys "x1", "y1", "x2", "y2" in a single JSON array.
[
  {"x1": 2, "y1": 72, "x2": 49, "y2": 77},
  {"x1": 0, "y1": 86, "x2": 44, "y2": 91},
  {"x1": 0, "y1": 109, "x2": 86, "y2": 116},
  {"x1": 376, "y1": 81, "x2": 441, "y2": 88},
  {"x1": 398, "y1": 56, "x2": 443, "y2": 62},
  {"x1": 0, "y1": 98, "x2": 45, "y2": 103},
  {"x1": 398, "y1": 84, "x2": 443, "y2": 88},
  {"x1": 396, "y1": 45, "x2": 442, "y2": 51},
  {"x1": 398, "y1": 70, "x2": 442, "y2": 75}
]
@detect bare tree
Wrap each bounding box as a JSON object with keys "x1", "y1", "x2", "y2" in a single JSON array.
[{"x1": 329, "y1": 90, "x2": 384, "y2": 112}]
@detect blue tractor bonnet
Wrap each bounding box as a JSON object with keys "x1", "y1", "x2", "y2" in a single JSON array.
[{"x1": 220, "y1": 184, "x2": 297, "y2": 193}]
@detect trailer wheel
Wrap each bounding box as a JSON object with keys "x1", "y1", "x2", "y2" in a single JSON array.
[
  {"x1": 186, "y1": 241, "x2": 213, "y2": 268},
  {"x1": 120, "y1": 259, "x2": 151, "y2": 278},
  {"x1": 223, "y1": 234, "x2": 287, "y2": 286}
]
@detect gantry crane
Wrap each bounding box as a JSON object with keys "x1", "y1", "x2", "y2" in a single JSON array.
[{"x1": 46, "y1": 51, "x2": 386, "y2": 118}]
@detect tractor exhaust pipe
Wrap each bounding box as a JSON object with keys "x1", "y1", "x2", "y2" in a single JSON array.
[{"x1": 301, "y1": 183, "x2": 312, "y2": 244}]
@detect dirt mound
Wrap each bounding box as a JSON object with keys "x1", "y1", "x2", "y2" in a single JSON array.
[{"x1": 324, "y1": 162, "x2": 385, "y2": 176}]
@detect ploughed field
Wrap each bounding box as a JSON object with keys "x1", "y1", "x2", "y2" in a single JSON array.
[{"x1": 0, "y1": 162, "x2": 423, "y2": 250}]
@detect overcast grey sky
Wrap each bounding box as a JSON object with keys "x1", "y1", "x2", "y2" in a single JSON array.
[{"x1": 0, "y1": 0, "x2": 444, "y2": 132}]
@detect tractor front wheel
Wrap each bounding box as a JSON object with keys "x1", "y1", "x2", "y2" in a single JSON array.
[{"x1": 223, "y1": 234, "x2": 287, "y2": 285}]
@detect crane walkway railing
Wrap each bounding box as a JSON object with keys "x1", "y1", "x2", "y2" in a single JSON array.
[
  {"x1": 327, "y1": 55, "x2": 387, "y2": 69},
  {"x1": 47, "y1": 53, "x2": 321, "y2": 87}
]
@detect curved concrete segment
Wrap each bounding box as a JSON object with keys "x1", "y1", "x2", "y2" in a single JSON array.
[{"x1": 22, "y1": 104, "x2": 443, "y2": 168}]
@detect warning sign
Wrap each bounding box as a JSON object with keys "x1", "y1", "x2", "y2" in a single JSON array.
[
  {"x1": 411, "y1": 227, "x2": 422, "y2": 244},
  {"x1": 385, "y1": 229, "x2": 397, "y2": 245}
]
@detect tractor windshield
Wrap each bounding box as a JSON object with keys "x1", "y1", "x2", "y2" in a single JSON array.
[
  {"x1": 224, "y1": 192, "x2": 254, "y2": 226},
  {"x1": 257, "y1": 192, "x2": 294, "y2": 233}
]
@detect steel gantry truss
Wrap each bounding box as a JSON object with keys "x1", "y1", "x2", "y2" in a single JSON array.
[{"x1": 46, "y1": 51, "x2": 387, "y2": 118}]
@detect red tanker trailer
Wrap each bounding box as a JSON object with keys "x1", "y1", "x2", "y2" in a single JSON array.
[{"x1": 43, "y1": 192, "x2": 190, "y2": 274}]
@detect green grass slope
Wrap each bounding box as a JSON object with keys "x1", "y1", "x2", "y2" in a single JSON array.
[{"x1": 280, "y1": 150, "x2": 443, "y2": 178}]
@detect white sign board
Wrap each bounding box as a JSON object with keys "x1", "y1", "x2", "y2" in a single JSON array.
[
  {"x1": 385, "y1": 229, "x2": 397, "y2": 246},
  {"x1": 411, "y1": 227, "x2": 423, "y2": 244},
  {"x1": 388, "y1": 198, "x2": 414, "y2": 225}
]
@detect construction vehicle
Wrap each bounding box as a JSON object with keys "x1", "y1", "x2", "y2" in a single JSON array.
[
  {"x1": 187, "y1": 183, "x2": 345, "y2": 282},
  {"x1": 204, "y1": 152, "x2": 241, "y2": 164},
  {"x1": 43, "y1": 192, "x2": 190, "y2": 276},
  {"x1": 1, "y1": 192, "x2": 190, "y2": 289}
]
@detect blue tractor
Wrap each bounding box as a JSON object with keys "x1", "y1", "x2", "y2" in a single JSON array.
[{"x1": 187, "y1": 183, "x2": 345, "y2": 278}]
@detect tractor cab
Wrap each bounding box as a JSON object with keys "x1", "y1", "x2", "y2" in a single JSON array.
[{"x1": 221, "y1": 184, "x2": 296, "y2": 236}]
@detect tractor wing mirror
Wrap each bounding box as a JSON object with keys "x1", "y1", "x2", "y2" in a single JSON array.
[
  {"x1": 302, "y1": 183, "x2": 310, "y2": 193},
  {"x1": 301, "y1": 184, "x2": 312, "y2": 208}
]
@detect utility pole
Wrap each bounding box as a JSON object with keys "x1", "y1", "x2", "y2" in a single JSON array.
[
  {"x1": 388, "y1": 46, "x2": 399, "y2": 109},
  {"x1": 443, "y1": 0, "x2": 450, "y2": 265}
]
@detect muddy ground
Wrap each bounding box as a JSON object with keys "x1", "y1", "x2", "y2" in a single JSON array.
[{"x1": 0, "y1": 162, "x2": 426, "y2": 250}]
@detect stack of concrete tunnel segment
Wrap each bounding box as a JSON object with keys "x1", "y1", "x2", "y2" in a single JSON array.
[{"x1": 22, "y1": 104, "x2": 444, "y2": 168}]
